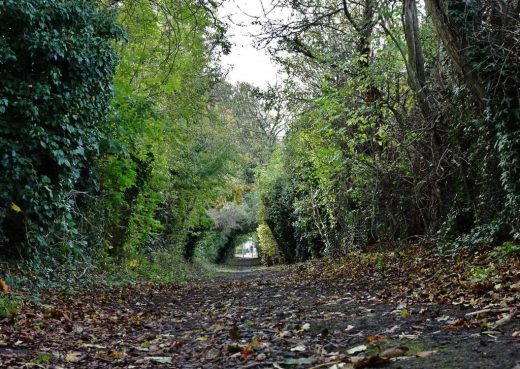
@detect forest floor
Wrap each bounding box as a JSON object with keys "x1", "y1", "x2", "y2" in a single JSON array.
[{"x1": 0, "y1": 247, "x2": 519, "y2": 368}]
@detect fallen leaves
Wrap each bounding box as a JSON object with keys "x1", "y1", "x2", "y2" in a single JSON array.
[
  {"x1": 281, "y1": 357, "x2": 316, "y2": 365},
  {"x1": 291, "y1": 344, "x2": 307, "y2": 352},
  {"x1": 367, "y1": 335, "x2": 386, "y2": 343},
  {"x1": 206, "y1": 347, "x2": 221, "y2": 360},
  {"x1": 379, "y1": 346, "x2": 409, "y2": 359},
  {"x1": 315, "y1": 298, "x2": 326, "y2": 306},
  {"x1": 241, "y1": 346, "x2": 254, "y2": 358},
  {"x1": 491, "y1": 309, "x2": 517, "y2": 328},
  {"x1": 1, "y1": 249, "x2": 518, "y2": 369},
  {"x1": 346, "y1": 349, "x2": 407, "y2": 369}
]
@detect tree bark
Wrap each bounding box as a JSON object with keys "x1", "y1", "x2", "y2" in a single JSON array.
[
  {"x1": 402, "y1": 0, "x2": 433, "y2": 119},
  {"x1": 424, "y1": 0, "x2": 486, "y2": 110}
]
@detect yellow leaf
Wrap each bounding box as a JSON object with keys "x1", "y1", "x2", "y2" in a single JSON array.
[
  {"x1": 10, "y1": 202, "x2": 22, "y2": 213},
  {"x1": 401, "y1": 309, "x2": 410, "y2": 318},
  {"x1": 129, "y1": 259, "x2": 139, "y2": 269}
]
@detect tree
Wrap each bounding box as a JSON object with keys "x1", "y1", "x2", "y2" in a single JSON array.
[{"x1": 425, "y1": 0, "x2": 520, "y2": 237}]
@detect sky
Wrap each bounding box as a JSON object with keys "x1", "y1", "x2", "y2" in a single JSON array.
[{"x1": 219, "y1": 0, "x2": 281, "y2": 87}]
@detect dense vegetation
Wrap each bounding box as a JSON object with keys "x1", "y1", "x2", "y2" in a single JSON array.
[
  {"x1": 0, "y1": 0, "x2": 273, "y2": 282},
  {"x1": 0, "y1": 0, "x2": 519, "y2": 281},
  {"x1": 255, "y1": 0, "x2": 520, "y2": 261}
]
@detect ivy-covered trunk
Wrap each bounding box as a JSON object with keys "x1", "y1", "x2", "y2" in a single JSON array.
[{"x1": 425, "y1": 0, "x2": 520, "y2": 239}]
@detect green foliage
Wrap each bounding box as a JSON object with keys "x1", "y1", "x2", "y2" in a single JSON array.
[
  {"x1": 253, "y1": 0, "x2": 520, "y2": 258},
  {"x1": 468, "y1": 266, "x2": 495, "y2": 284},
  {"x1": 123, "y1": 250, "x2": 208, "y2": 284},
  {"x1": 0, "y1": 0, "x2": 124, "y2": 253},
  {"x1": 256, "y1": 147, "x2": 302, "y2": 262},
  {"x1": 256, "y1": 223, "x2": 283, "y2": 265},
  {"x1": 439, "y1": 0, "x2": 520, "y2": 242},
  {"x1": 0, "y1": 0, "x2": 253, "y2": 286},
  {"x1": 194, "y1": 230, "x2": 229, "y2": 263},
  {"x1": 90, "y1": 0, "x2": 237, "y2": 263},
  {"x1": 2, "y1": 0, "x2": 518, "y2": 291},
  {"x1": 491, "y1": 242, "x2": 520, "y2": 259},
  {"x1": 0, "y1": 294, "x2": 22, "y2": 318}
]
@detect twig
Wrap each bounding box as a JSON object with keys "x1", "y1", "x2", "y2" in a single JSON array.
[
  {"x1": 239, "y1": 362, "x2": 274, "y2": 369},
  {"x1": 465, "y1": 307, "x2": 511, "y2": 317},
  {"x1": 492, "y1": 309, "x2": 517, "y2": 328},
  {"x1": 309, "y1": 361, "x2": 344, "y2": 369}
]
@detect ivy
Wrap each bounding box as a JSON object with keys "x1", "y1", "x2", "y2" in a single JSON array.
[{"x1": 0, "y1": 0, "x2": 124, "y2": 253}]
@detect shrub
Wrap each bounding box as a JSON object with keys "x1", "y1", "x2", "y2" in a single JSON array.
[{"x1": 0, "y1": 0, "x2": 124, "y2": 254}]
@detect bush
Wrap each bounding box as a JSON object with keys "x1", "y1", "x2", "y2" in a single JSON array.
[
  {"x1": 0, "y1": 0, "x2": 124, "y2": 254},
  {"x1": 257, "y1": 223, "x2": 283, "y2": 265}
]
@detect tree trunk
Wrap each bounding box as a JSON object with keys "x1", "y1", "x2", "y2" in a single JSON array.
[
  {"x1": 424, "y1": 0, "x2": 486, "y2": 110},
  {"x1": 402, "y1": 0, "x2": 433, "y2": 119}
]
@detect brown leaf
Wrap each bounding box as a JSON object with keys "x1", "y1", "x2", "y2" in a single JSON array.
[
  {"x1": 367, "y1": 335, "x2": 386, "y2": 343},
  {"x1": 416, "y1": 350, "x2": 437, "y2": 358},
  {"x1": 315, "y1": 298, "x2": 326, "y2": 305},
  {"x1": 0, "y1": 279, "x2": 11, "y2": 293},
  {"x1": 241, "y1": 346, "x2": 254, "y2": 358},
  {"x1": 380, "y1": 346, "x2": 409, "y2": 359},
  {"x1": 448, "y1": 318, "x2": 469, "y2": 328},
  {"x1": 350, "y1": 355, "x2": 389, "y2": 368}
]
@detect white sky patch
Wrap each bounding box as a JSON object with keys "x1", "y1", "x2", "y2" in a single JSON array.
[{"x1": 219, "y1": 0, "x2": 281, "y2": 87}]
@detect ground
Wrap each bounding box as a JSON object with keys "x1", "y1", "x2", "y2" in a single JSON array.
[{"x1": 0, "y1": 249, "x2": 519, "y2": 368}]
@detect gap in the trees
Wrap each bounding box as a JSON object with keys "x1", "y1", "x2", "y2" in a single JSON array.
[{"x1": 235, "y1": 237, "x2": 258, "y2": 259}]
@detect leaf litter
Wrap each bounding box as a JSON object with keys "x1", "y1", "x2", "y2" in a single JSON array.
[{"x1": 0, "y1": 246, "x2": 519, "y2": 368}]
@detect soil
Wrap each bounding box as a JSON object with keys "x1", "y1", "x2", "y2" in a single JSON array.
[{"x1": 0, "y1": 256, "x2": 519, "y2": 368}]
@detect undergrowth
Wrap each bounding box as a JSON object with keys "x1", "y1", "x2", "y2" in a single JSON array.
[{"x1": 0, "y1": 248, "x2": 218, "y2": 317}]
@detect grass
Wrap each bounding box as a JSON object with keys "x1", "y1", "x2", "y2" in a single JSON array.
[{"x1": 0, "y1": 294, "x2": 22, "y2": 318}]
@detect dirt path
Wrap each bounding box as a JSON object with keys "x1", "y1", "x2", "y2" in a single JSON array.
[{"x1": 0, "y1": 257, "x2": 519, "y2": 368}]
